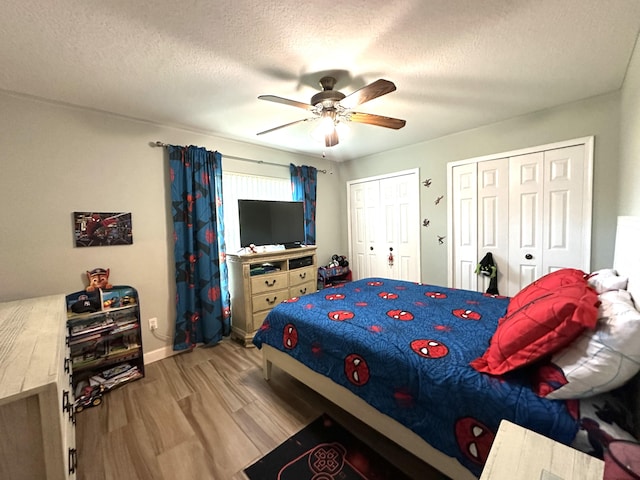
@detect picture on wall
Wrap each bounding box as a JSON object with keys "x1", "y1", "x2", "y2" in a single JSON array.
[{"x1": 74, "y1": 212, "x2": 133, "y2": 247}]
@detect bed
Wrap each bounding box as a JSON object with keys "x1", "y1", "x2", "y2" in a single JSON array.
[{"x1": 253, "y1": 216, "x2": 640, "y2": 479}]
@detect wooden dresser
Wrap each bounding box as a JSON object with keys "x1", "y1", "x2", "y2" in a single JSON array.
[
  {"x1": 0, "y1": 295, "x2": 76, "y2": 480},
  {"x1": 227, "y1": 246, "x2": 317, "y2": 346}
]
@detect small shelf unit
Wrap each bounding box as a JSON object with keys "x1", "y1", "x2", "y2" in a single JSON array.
[{"x1": 65, "y1": 285, "x2": 144, "y2": 396}]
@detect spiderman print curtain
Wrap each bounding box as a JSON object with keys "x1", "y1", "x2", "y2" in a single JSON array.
[
  {"x1": 168, "y1": 145, "x2": 230, "y2": 350},
  {"x1": 289, "y1": 163, "x2": 317, "y2": 245}
]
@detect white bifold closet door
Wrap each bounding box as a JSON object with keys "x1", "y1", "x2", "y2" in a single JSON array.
[
  {"x1": 348, "y1": 169, "x2": 421, "y2": 282},
  {"x1": 449, "y1": 138, "x2": 592, "y2": 297}
]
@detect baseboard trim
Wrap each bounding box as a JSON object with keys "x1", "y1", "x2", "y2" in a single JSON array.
[{"x1": 144, "y1": 345, "x2": 178, "y2": 364}]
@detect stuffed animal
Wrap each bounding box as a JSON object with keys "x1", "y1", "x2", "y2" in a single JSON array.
[
  {"x1": 86, "y1": 267, "x2": 113, "y2": 292},
  {"x1": 475, "y1": 253, "x2": 499, "y2": 295},
  {"x1": 329, "y1": 254, "x2": 349, "y2": 268}
]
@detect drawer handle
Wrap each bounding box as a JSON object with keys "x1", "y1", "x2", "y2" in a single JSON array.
[
  {"x1": 299, "y1": 288, "x2": 307, "y2": 295},
  {"x1": 299, "y1": 272, "x2": 307, "y2": 279},
  {"x1": 62, "y1": 390, "x2": 71, "y2": 413},
  {"x1": 265, "y1": 279, "x2": 277, "y2": 287},
  {"x1": 266, "y1": 296, "x2": 278, "y2": 305},
  {"x1": 64, "y1": 357, "x2": 70, "y2": 374},
  {"x1": 68, "y1": 448, "x2": 77, "y2": 475}
]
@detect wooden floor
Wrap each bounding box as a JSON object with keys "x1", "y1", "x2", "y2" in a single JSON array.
[{"x1": 76, "y1": 338, "x2": 450, "y2": 480}]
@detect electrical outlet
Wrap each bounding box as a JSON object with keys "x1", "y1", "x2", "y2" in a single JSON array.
[{"x1": 148, "y1": 317, "x2": 158, "y2": 330}]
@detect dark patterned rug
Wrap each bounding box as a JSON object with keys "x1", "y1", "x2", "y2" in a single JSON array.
[{"x1": 244, "y1": 414, "x2": 412, "y2": 480}]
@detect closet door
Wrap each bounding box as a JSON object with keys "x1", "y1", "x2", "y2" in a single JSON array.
[
  {"x1": 451, "y1": 160, "x2": 509, "y2": 294},
  {"x1": 379, "y1": 173, "x2": 420, "y2": 281},
  {"x1": 508, "y1": 152, "x2": 544, "y2": 294},
  {"x1": 477, "y1": 159, "x2": 510, "y2": 294},
  {"x1": 451, "y1": 163, "x2": 478, "y2": 291},
  {"x1": 542, "y1": 144, "x2": 589, "y2": 273},
  {"x1": 449, "y1": 137, "x2": 593, "y2": 296},
  {"x1": 507, "y1": 145, "x2": 589, "y2": 295},
  {"x1": 349, "y1": 180, "x2": 382, "y2": 279},
  {"x1": 348, "y1": 170, "x2": 420, "y2": 282}
]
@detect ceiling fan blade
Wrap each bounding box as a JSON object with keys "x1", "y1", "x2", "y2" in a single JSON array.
[
  {"x1": 325, "y1": 128, "x2": 339, "y2": 147},
  {"x1": 349, "y1": 112, "x2": 406, "y2": 129},
  {"x1": 257, "y1": 118, "x2": 313, "y2": 136},
  {"x1": 258, "y1": 95, "x2": 314, "y2": 111},
  {"x1": 339, "y1": 79, "x2": 397, "y2": 108}
]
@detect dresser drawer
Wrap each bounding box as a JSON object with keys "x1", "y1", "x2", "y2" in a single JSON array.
[
  {"x1": 252, "y1": 310, "x2": 270, "y2": 331},
  {"x1": 250, "y1": 271, "x2": 288, "y2": 294},
  {"x1": 289, "y1": 280, "x2": 316, "y2": 298},
  {"x1": 289, "y1": 266, "x2": 315, "y2": 287},
  {"x1": 252, "y1": 289, "x2": 288, "y2": 313}
]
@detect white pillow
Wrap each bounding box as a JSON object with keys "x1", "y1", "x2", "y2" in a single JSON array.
[
  {"x1": 542, "y1": 289, "x2": 640, "y2": 399},
  {"x1": 588, "y1": 268, "x2": 628, "y2": 294}
]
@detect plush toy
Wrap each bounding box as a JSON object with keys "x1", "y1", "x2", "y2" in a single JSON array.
[
  {"x1": 86, "y1": 267, "x2": 113, "y2": 292},
  {"x1": 329, "y1": 254, "x2": 349, "y2": 268},
  {"x1": 475, "y1": 253, "x2": 499, "y2": 295}
]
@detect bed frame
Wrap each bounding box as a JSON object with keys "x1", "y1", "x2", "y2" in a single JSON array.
[{"x1": 261, "y1": 216, "x2": 640, "y2": 480}]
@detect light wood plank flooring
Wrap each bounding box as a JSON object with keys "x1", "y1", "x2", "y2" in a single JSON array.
[{"x1": 76, "y1": 339, "x2": 450, "y2": 480}]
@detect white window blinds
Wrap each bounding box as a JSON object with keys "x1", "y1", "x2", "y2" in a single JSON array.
[{"x1": 222, "y1": 172, "x2": 291, "y2": 252}]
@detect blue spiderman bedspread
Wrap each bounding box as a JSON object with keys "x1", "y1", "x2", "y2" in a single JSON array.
[{"x1": 252, "y1": 278, "x2": 579, "y2": 477}]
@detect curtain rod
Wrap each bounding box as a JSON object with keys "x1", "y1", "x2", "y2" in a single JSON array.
[{"x1": 151, "y1": 141, "x2": 328, "y2": 174}]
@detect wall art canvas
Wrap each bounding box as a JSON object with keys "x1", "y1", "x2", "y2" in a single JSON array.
[{"x1": 74, "y1": 212, "x2": 133, "y2": 247}]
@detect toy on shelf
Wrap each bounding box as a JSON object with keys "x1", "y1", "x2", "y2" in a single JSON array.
[
  {"x1": 86, "y1": 267, "x2": 113, "y2": 292},
  {"x1": 328, "y1": 254, "x2": 349, "y2": 269}
]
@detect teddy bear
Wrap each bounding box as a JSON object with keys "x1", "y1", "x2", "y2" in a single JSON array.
[{"x1": 86, "y1": 267, "x2": 113, "y2": 292}]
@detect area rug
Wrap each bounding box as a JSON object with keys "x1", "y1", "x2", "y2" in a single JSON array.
[{"x1": 244, "y1": 413, "x2": 412, "y2": 480}]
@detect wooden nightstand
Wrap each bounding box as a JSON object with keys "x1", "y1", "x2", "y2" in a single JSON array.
[{"x1": 480, "y1": 420, "x2": 604, "y2": 480}]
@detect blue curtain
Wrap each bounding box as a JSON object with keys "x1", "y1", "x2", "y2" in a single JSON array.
[
  {"x1": 168, "y1": 145, "x2": 230, "y2": 350},
  {"x1": 289, "y1": 164, "x2": 317, "y2": 245}
]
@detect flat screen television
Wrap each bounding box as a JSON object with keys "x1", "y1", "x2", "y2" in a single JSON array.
[{"x1": 238, "y1": 199, "x2": 306, "y2": 248}]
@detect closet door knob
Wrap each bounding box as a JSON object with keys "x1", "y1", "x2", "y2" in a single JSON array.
[
  {"x1": 525, "y1": 254, "x2": 533, "y2": 260},
  {"x1": 370, "y1": 246, "x2": 374, "y2": 251}
]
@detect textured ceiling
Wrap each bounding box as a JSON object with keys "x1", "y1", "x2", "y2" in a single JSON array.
[{"x1": 1, "y1": 0, "x2": 639, "y2": 161}]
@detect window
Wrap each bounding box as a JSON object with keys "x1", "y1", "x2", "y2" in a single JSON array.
[{"x1": 222, "y1": 172, "x2": 291, "y2": 252}]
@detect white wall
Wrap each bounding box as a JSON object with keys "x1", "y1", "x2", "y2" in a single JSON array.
[
  {"x1": 620, "y1": 32, "x2": 640, "y2": 216},
  {"x1": 0, "y1": 92, "x2": 343, "y2": 358},
  {"x1": 341, "y1": 92, "x2": 621, "y2": 287}
]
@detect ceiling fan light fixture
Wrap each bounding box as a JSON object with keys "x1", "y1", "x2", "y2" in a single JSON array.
[
  {"x1": 311, "y1": 114, "x2": 336, "y2": 143},
  {"x1": 319, "y1": 115, "x2": 335, "y2": 134}
]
